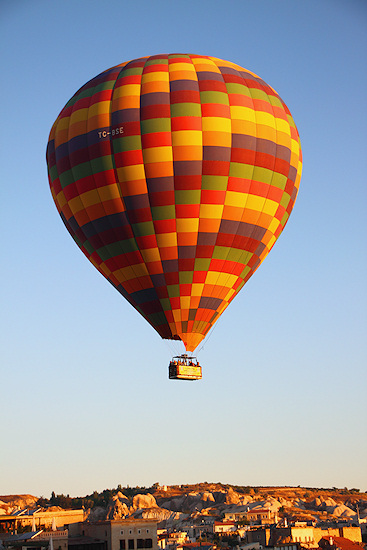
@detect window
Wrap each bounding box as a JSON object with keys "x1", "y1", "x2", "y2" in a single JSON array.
[
  {"x1": 146, "y1": 530, "x2": 149, "y2": 534},
  {"x1": 138, "y1": 530, "x2": 141, "y2": 535},
  {"x1": 128, "y1": 540, "x2": 134, "y2": 550},
  {"x1": 121, "y1": 531, "x2": 124, "y2": 536},
  {"x1": 120, "y1": 541, "x2": 126, "y2": 550},
  {"x1": 145, "y1": 539, "x2": 152, "y2": 548},
  {"x1": 137, "y1": 540, "x2": 144, "y2": 548},
  {"x1": 129, "y1": 531, "x2": 132, "y2": 535}
]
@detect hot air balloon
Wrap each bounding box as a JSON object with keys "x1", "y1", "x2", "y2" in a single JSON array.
[{"x1": 46, "y1": 54, "x2": 302, "y2": 380}]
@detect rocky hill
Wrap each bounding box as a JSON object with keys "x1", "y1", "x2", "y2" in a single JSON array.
[
  {"x1": 103, "y1": 484, "x2": 367, "y2": 526},
  {"x1": 0, "y1": 495, "x2": 38, "y2": 514},
  {"x1": 1, "y1": 485, "x2": 366, "y2": 527}
]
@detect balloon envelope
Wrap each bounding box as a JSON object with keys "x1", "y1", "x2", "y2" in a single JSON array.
[{"x1": 46, "y1": 54, "x2": 302, "y2": 352}]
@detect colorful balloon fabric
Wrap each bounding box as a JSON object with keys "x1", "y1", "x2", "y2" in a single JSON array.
[{"x1": 46, "y1": 54, "x2": 302, "y2": 352}]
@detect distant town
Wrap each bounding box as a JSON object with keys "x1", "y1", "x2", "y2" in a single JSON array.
[{"x1": 1, "y1": 484, "x2": 366, "y2": 550}]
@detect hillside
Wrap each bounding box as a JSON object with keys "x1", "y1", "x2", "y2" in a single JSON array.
[
  {"x1": 1, "y1": 484, "x2": 366, "y2": 526},
  {"x1": 0, "y1": 494, "x2": 38, "y2": 513}
]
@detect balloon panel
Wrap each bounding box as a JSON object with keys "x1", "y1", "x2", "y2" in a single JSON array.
[{"x1": 47, "y1": 54, "x2": 302, "y2": 352}]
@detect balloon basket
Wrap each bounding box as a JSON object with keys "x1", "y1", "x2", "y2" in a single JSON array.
[{"x1": 169, "y1": 354, "x2": 202, "y2": 381}]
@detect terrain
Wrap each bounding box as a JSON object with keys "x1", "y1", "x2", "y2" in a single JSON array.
[{"x1": 1, "y1": 484, "x2": 366, "y2": 527}]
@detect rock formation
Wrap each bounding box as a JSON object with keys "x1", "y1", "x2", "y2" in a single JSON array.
[
  {"x1": 132, "y1": 493, "x2": 157, "y2": 511},
  {"x1": 0, "y1": 494, "x2": 38, "y2": 513},
  {"x1": 1, "y1": 485, "x2": 366, "y2": 528}
]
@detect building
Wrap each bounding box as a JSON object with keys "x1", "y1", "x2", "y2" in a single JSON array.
[
  {"x1": 69, "y1": 519, "x2": 159, "y2": 550},
  {"x1": 267, "y1": 544, "x2": 302, "y2": 550},
  {"x1": 158, "y1": 531, "x2": 189, "y2": 549},
  {"x1": 223, "y1": 512, "x2": 248, "y2": 522},
  {"x1": 236, "y1": 543, "x2": 262, "y2": 550},
  {"x1": 68, "y1": 534, "x2": 107, "y2": 550},
  {"x1": 213, "y1": 521, "x2": 236, "y2": 534},
  {"x1": 223, "y1": 509, "x2": 277, "y2": 526},
  {"x1": 245, "y1": 525, "x2": 362, "y2": 549},
  {"x1": 34, "y1": 529, "x2": 68, "y2": 550},
  {"x1": 0, "y1": 529, "x2": 68, "y2": 550},
  {"x1": 0, "y1": 509, "x2": 85, "y2": 533},
  {"x1": 179, "y1": 544, "x2": 213, "y2": 550},
  {"x1": 247, "y1": 510, "x2": 277, "y2": 526},
  {"x1": 178, "y1": 522, "x2": 214, "y2": 542},
  {"x1": 313, "y1": 527, "x2": 361, "y2": 546},
  {"x1": 318, "y1": 536, "x2": 363, "y2": 550}
]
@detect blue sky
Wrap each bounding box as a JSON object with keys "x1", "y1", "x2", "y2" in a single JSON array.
[{"x1": 1, "y1": 0, "x2": 366, "y2": 498}]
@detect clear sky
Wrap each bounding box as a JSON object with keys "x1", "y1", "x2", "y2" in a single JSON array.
[{"x1": 1, "y1": 0, "x2": 366, "y2": 498}]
